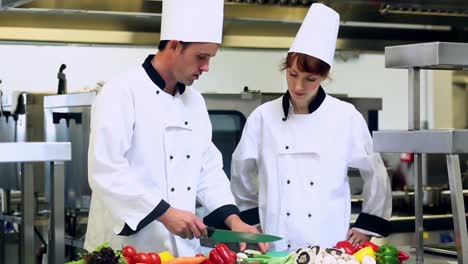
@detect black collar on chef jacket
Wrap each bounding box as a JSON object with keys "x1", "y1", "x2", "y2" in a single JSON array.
[
  {"x1": 142, "y1": 55, "x2": 186, "y2": 95},
  {"x1": 282, "y1": 86, "x2": 326, "y2": 121}
]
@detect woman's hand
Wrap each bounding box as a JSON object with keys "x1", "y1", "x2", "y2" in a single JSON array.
[
  {"x1": 225, "y1": 214, "x2": 269, "y2": 253},
  {"x1": 347, "y1": 229, "x2": 371, "y2": 247}
]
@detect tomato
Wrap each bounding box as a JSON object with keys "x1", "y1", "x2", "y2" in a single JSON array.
[
  {"x1": 134, "y1": 253, "x2": 150, "y2": 263},
  {"x1": 147, "y1": 252, "x2": 161, "y2": 264},
  {"x1": 125, "y1": 256, "x2": 134, "y2": 264},
  {"x1": 122, "y1": 245, "x2": 137, "y2": 258}
]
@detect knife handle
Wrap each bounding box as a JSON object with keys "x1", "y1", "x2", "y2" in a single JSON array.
[{"x1": 206, "y1": 226, "x2": 215, "y2": 237}]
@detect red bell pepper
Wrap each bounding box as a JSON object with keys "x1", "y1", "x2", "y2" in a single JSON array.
[
  {"x1": 362, "y1": 241, "x2": 380, "y2": 252},
  {"x1": 335, "y1": 241, "x2": 355, "y2": 255},
  {"x1": 229, "y1": 250, "x2": 237, "y2": 260},
  {"x1": 354, "y1": 244, "x2": 366, "y2": 252},
  {"x1": 208, "y1": 244, "x2": 236, "y2": 264},
  {"x1": 217, "y1": 244, "x2": 235, "y2": 264}
]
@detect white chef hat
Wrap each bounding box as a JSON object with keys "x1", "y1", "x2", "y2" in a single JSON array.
[
  {"x1": 160, "y1": 0, "x2": 224, "y2": 44},
  {"x1": 289, "y1": 3, "x2": 340, "y2": 67}
]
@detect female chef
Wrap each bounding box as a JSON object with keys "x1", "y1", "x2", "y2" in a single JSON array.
[{"x1": 230, "y1": 3, "x2": 392, "y2": 252}]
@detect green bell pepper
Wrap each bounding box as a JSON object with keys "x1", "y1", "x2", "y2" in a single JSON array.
[{"x1": 376, "y1": 245, "x2": 399, "y2": 264}]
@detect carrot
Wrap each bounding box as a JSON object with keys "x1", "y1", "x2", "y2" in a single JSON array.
[{"x1": 165, "y1": 256, "x2": 207, "y2": 264}]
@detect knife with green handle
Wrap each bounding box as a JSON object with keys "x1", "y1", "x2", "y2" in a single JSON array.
[{"x1": 206, "y1": 227, "x2": 282, "y2": 243}]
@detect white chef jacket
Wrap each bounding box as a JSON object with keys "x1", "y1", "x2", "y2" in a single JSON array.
[
  {"x1": 231, "y1": 88, "x2": 392, "y2": 251},
  {"x1": 85, "y1": 55, "x2": 238, "y2": 256}
]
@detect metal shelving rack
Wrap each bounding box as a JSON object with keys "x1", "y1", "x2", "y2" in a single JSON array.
[
  {"x1": 374, "y1": 42, "x2": 468, "y2": 264},
  {"x1": 0, "y1": 142, "x2": 71, "y2": 264}
]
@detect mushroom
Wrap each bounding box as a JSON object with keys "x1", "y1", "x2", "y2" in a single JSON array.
[
  {"x1": 236, "y1": 252, "x2": 248, "y2": 261},
  {"x1": 308, "y1": 246, "x2": 321, "y2": 255},
  {"x1": 296, "y1": 251, "x2": 311, "y2": 264},
  {"x1": 325, "y1": 248, "x2": 343, "y2": 256},
  {"x1": 295, "y1": 248, "x2": 318, "y2": 264}
]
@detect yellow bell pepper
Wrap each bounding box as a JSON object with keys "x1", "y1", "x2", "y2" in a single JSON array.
[
  {"x1": 353, "y1": 246, "x2": 376, "y2": 263},
  {"x1": 159, "y1": 251, "x2": 175, "y2": 263}
]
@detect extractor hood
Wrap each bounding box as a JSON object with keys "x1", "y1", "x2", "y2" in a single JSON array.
[{"x1": 0, "y1": 0, "x2": 466, "y2": 50}]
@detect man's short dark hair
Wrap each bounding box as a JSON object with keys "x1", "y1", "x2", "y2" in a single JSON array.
[{"x1": 157, "y1": 40, "x2": 191, "y2": 51}]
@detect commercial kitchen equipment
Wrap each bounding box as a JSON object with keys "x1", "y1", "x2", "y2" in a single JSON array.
[
  {"x1": 374, "y1": 42, "x2": 468, "y2": 264},
  {"x1": 0, "y1": 142, "x2": 71, "y2": 264},
  {"x1": 43, "y1": 92, "x2": 95, "y2": 210},
  {"x1": 43, "y1": 92, "x2": 96, "y2": 255},
  {"x1": 0, "y1": 92, "x2": 48, "y2": 192}
]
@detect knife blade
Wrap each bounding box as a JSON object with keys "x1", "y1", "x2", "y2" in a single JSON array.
[{"x1": 206, "y1": 227, "x2": 282, "y2": 243}]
